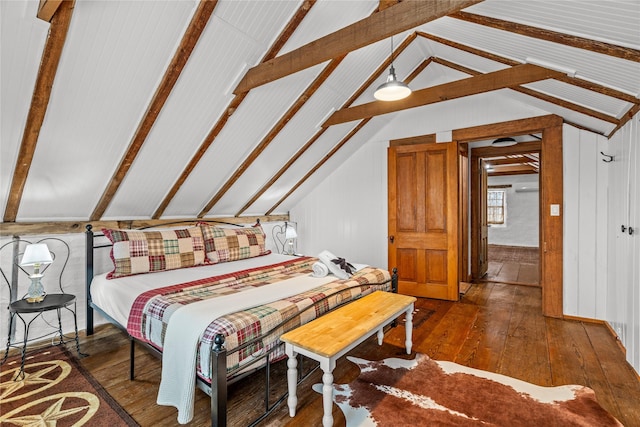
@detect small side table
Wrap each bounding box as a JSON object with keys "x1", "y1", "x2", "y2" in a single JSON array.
[{"x1": 1, "y1": 293, "x2": 86, "y2": 380}]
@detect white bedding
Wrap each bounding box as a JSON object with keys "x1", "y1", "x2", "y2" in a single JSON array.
[{"x1": 90, "y1": 253, "x2": 298, "y2": 327}]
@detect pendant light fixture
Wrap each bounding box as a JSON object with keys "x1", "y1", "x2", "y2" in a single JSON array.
[{"x1": 374, "y1": 36, "x2": 411, "y2": 101}]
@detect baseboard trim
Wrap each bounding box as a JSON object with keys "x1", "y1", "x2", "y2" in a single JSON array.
[{"x1": 563, "y1": 315, "x2": 627, "y2": 356}]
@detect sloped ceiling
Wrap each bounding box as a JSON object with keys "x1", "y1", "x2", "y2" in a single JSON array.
[{"x1": 1, "y1": 0, "x2": 638, "y2": 230}]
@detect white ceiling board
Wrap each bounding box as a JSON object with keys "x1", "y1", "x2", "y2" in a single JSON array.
[
  {"x1": 242, "y1": 121, "x2": 367, "y2": 215},
  {"x1": 278, "y1": 0, "x2": 377, "y2": 55},
  {"x1": 522, "y1": 80, "x2": 633, "y2": 119},
  {"x1": 418, "y1": 36, "x2": 510, "y2": 73},
  {"x1": 164, "y1": 63, "x2": 324, "y2": 218},
  {"x1": 104, "y1": 3, "x2": 299, "y2": 219},
  {"x1": 503, "y1": 90, "x2": 616, "y2": 137},
  {"x1": 467, "y1": 0, "x2": 640, "y2": 49},
  {"x1": 276, "y1": 119, "x2": 387, "y2": 214},
  {"x1": 0, "y1": 0, "x2": 49, "y2": 217},
  {"x1": 17, "y1": 0, "x2": 196, "y2": 221},
  {"x1": 213, "y1": 38, "x2": 399, "y2": 214},
  {"x1": 422, "y1": 16, "x2": 640, "y2": 97}
]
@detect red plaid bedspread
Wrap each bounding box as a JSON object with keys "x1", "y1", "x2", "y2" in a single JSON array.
[{"x1": 126, "y1": 257, "x2": 391, "y2": 382}]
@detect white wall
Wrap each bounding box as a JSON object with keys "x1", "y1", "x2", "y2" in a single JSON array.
[
  {"x1": 605, "y1": 115, "x2": 640, "y2": 373},
  {"x1": 487, "y1": 174, "x2": 539, "y2": 247},
  {"x1": 290, "y1": 140, "x2": 389, "y2": 268}
]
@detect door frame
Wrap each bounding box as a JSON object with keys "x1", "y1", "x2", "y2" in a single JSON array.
[
  {"x1": 391, "y1": 114, "x2": 564, "y2": 317},
  {"x1": 456, "y1": 115, "x2": 563, "y2": 318}
]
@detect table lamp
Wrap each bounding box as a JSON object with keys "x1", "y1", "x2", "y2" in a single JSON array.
[
  {"x1": 284, "y1": 222, "x2": 298, "y2": 255},
  {"x1": 20, "y1": 243, "x2": 53, "y2": 303}
]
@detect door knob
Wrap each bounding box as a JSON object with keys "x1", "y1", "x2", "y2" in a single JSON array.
[{"x1": 389, "y1": 235, "x2": 395, "y2": 243}]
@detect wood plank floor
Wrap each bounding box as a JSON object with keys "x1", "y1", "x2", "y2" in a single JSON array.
[
  {"x1": 57, "y1": 283, "x2": 640, "y2": 426},
  {"x1": 484, "y1": 244, "x2": 540, "y2": 286}
]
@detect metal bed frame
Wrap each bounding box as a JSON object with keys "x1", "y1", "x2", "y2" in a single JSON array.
[{"x1": 85, "y1": 222, "x2": 397, "y2": 426}]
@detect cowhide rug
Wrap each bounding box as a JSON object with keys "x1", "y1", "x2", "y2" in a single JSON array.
[{"x1": 314, "y1": 354, "x2": 622, "y2": 426}]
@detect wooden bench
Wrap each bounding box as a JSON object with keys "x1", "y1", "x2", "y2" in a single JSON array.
[{"x1": 281, "y1": 290, "x2": 416, "y2": 427}]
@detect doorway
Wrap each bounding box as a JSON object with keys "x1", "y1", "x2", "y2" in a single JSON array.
[
  {"x1": 472, "y1": 141, "x2": 541, "y2": 287},
  {"x1": 388, "y1": 115, "x2": 564, "y2": 317}
]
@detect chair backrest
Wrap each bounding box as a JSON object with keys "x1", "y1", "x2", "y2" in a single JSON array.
[{"x1": 0, "y1": 237, "x2": 70, "y2": 302}]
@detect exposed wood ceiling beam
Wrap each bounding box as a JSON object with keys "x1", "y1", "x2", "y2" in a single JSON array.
[
  {"x1": 432, "y1": 57, "x2": 619, "y2": 124},
  {"x1": 449, "y1": 11, "x2": 640, "y2": 63},
  {"x1": 153, "y1": 0, "x2": 316, "y2": 219},
  {"x1": 417, "y1": 32, "x2": 639, "y2": 105},
  {"x1": 236, "y1": 37, "x2": 421, "y2": 216},
  {"x1": 489, "y1": 168, "x2": 538, "y2": 177},
  {"x1": 266, "y1": 118, "x2": 372, "y2": 215},
  {"x1": 0, "y1": 215, "x2": 288, "y2": 237},
  {"x1": 607, "y1": 103, "x2": 640, "y2": 138},
  {"x1": 324, "y1": 64, "x2": 563, "y2": 126},
  {"x1": 90, "y1": 0, "x2": 218, "y2": 221},
  {"x1": 486, "y1": 156, "x2": 532, "y2": 166},
  {"x1": 471, "y1": 141, "x2": 541, "y2": 157},
  {"x1": 198, "y1": 55, "x2": 346, "y2": 218},
  {"x1": 3, "y1": 0, "x2": 75, "y2": 223},
  {"x1": 234, "y1": 0, "x2": 481, "y2": 94},
  {"x1": 264, "y1": 54, "x2": 428, "y2": 216},
  {"x1": 37, "y1": 0, "x2": 63, "y2": 22},
  {"x1": 378, "y1": 0, "x2": 400, "y2": 12}
]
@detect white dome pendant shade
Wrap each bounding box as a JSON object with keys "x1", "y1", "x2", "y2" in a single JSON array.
[
  {"x1": 374, "y1": 64, "x2": 412, "y2": 101},
  {"x1": 374, "y1": 36, "x2": 411, "y2": 102}
]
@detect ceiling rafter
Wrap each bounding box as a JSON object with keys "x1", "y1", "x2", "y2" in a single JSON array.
[
  {"x1": 264, "y1": 54, "x2": 429, "y2": 216},
  {"x1": 432, "y1": 57, "x2": 619, "y2": 125},
  {"x1": 37, "y1": 0, "x2": 64, "y2": 22},
  {"x1": 90, "y1": 0, "x2": 218, "y2": 221},
  {"x1": 266, "y1": 118, "x2": 372, "y2": 215},
  {"x1": 233, "y1": 0, "x2": 481, "y2": 94},
  {"x1": 235, "y1": 34, "x2": 421, "y2": 217},
  {"x1": 3, "y1": 0, "x2": 75, "y2": 223},
  {"x1": 607, "y1": 103, "x2": 640, "y2": 138},
  {"x1": 198, "y1": 55, "x2": 347, "y2": 218},
  {"x1": 153, "y1": 0, "x2": 316, "y2": 219},
  {"x1": 417, "y1": 31, "x2": 639, "y2": 105},
  {"x1": 449, "y1": 11, "x2": 640, "y2": 63},
  {"x1": 324, "y1": 64, "x2": 563, "y2": 127}
]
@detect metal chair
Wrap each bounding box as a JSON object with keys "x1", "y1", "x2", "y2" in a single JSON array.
[{"x1": 0, "y1": 236, "x2": 85, "y2": 380}]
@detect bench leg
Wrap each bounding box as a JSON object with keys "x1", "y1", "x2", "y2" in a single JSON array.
[
  {"x1": 286, "y1": 349, "x2": 298, "y2": 417},
  {"x1": 322, "y1": 371, "x2": 334, "y2": 427},
  {"x1": 377, "y1": 327, "x2": 384, "y2": 345},
  {"x1": 405, "y1": 303, "x2": 414, "y2": 354}
]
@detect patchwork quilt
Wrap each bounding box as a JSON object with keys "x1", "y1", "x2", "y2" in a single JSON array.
[{"x1": 126, "y1": 257, "x2": 391, "y2": 382}]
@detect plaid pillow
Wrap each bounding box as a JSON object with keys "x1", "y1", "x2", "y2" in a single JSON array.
[
  {"x1": 103, "y1": 227, "x2": 206, "y2": 279},
  {"x1": 199, "y1": 224, "x2": 270, "y2": 264}
]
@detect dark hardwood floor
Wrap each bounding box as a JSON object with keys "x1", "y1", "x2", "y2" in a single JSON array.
[
  {"x1": 484, "y1": 244, "x2": 540, "y2": 286},
  {"x1": 58, "y1": 283, "x2": 640, "y2": 426}
]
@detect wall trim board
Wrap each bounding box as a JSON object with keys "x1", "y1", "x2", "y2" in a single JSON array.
[{"x1": 0, "y1": 215, "x2": 288, "y2": 236}]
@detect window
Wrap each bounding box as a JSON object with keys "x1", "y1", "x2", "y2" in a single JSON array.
[{"x1": 487, "y1": 189, "x2": 506, "y2": 225}]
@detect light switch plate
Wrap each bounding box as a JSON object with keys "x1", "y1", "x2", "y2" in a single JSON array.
[{"x1": 550, "y1": 204, "x2": 560, "y2": 216}]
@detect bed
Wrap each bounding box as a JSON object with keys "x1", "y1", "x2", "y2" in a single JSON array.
[{"x1": 84, "y1": 221, "x2": 397, "y2": 426}]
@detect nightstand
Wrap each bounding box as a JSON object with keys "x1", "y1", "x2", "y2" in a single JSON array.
[{"x1": 2, "y1": 293, "x2": 86, "y2": 380}]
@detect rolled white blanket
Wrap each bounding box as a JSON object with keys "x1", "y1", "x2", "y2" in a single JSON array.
[
  {"x1": 312, "y1": 262, "x2": 329, "y2": 278},
  {"x1": 318, "y1": 250, "x2": 350, "y2": 280}
]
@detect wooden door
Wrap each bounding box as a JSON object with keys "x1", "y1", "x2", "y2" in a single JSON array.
[
  {"x1": 478, "y1": 159, "x2": 489, "y2": 278},
  {"x1": 388, "y1": 142, "x2": 459, "y2": 300}
]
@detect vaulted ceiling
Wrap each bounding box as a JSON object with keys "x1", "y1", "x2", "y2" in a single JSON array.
[{"x1": 1, "y1": 0, "x2": 638, "y2": 231}]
